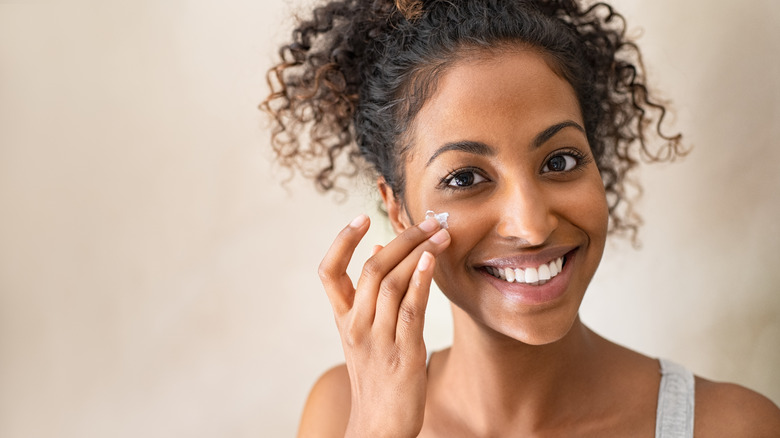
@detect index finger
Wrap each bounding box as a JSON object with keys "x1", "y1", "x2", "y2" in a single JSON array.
[{"x1": 318, "y1": 214, "x2": 371, "y2": 313}]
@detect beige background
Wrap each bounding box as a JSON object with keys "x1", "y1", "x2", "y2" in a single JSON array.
[{"x1": 1, "y1": 1, "x2": 778, "y2": 437}]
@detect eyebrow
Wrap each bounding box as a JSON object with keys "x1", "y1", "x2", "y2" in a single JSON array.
[
  {"x1": 531, "y1": 120, "x2": 586, "y2": 149},
  {"x1": 425, "y1": 120, "x2": 586, "y2": 167},
  {"x1": 425, "y1": 140, "x2": 495, "y2": 167}
]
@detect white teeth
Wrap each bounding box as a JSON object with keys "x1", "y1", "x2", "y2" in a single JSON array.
[
  {"x1": 525, "y1": 267, "x2": 539, "y2": 283},
  {"x1": 514, "y1": 268, "x2": 524, "y2": 283},
  {"x1": 538, "y1": 264, "x2": 551, "y2": 281},
  {"x1": 505, "y1": 268, "x2": 515, "y2": 283},
  {"x1": 485, "y1": 256, "x2": 565, "y2": 285}
]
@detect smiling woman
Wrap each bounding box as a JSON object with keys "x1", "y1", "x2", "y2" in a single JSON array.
[
  {"x1": 262, "y1": 0, "x2": 780, "y2": 436},
  {"x1": 386, "y1": 50, "x2": 609, "y2": 346}
]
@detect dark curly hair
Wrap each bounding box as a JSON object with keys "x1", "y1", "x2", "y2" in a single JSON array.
[{"x1": 262, "y1": 0, "x2": 684, "y2": 239}]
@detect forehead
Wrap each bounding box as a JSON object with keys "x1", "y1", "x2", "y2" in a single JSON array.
[{"x1": 409, "y1": 49, "x2": 583, "y2": 156}]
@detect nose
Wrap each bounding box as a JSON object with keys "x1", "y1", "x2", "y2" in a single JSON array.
[{"x1": 494, "y1": 180, "x2": 558, "y2": 246}]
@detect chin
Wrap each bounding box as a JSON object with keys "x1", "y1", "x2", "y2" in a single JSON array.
[
  {"x1": 446, "y1": 287, "x2": 584, "y2": 347},
  {"x1": 504, "y1": 316, "x2": 580, "y2": 346},
  {"x1": 492, "y1": 309, "x2": 582, "y2": 346}
]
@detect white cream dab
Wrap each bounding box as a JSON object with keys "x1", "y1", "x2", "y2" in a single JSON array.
[{"x1": 425, "y1": 210, "x2": 449, "y2": 229}]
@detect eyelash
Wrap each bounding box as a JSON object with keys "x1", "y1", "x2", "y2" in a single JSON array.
[
  {"x1": 541, "y1": 148, "x2": 591, "y2": 174},
  {"x1": 439, "y1": 166, "x2": 488, "y2": 191},
  {"x1": 437, "y1": 149, "x2": 591, "y2": 191}
]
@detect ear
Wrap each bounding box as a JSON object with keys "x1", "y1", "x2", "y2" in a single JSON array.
[{"x1": 377, "y1": 177, "x2": 411, "y2": 235}]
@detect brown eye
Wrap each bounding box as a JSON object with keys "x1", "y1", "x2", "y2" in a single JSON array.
[
  {"x1": 451, "y1": 172, "x2": 474, "y2": 186},
  {"x1": 443, "y1": 169, "x2": 487, "y2": 189},
  {"x1": 543, "y1": 154, "x2": 578, "y2": 173}
]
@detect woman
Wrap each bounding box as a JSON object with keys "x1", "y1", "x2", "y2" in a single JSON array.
[{"x1": 264, "y1": 0, "x2": 780, "y2": 436}]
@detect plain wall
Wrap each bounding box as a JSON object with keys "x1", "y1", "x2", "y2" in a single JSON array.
[{"x1": 1, "y1": 1, "x2": 778, "y2": 437}]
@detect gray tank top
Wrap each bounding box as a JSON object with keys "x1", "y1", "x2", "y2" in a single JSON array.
[{"x1": 425, "y1": 353, "x2": 695, "y2": 437}]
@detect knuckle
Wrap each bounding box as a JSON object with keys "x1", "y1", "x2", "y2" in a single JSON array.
[
  {"x1": 361, "y1": 256, "x2": 384, "y2": 278},
  {"x1": 343, "y1": 323, "x2": 365, "y2": 348},
  {"x1": 317, "y1": 259, "x2": 334, "y2": 282},
  {"x1": 398, "y1": 302, "x2": 420, "y2": 325},
  {"x1": 386, "y1": 346, "x2": 403, "y2": 370},
  {"x1": 378, "y1": 277, "x2": 402, "y2": 300}
]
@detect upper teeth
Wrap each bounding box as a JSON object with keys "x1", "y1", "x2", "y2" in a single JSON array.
[{"x1": 486, "y1": 257, "x2": 564, "y2": 285}]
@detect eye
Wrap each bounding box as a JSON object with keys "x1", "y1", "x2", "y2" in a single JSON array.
[
  {"x1": 441, "y1": 168, "x2": 488, "y2": 189},
  {"x1": 542, "y1": 152, "x2": 580, "y2": 173}
]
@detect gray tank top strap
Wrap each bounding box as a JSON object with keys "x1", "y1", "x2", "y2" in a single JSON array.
[{"x1": 655, "y1": 358, "x2": 695, "y2": 438}]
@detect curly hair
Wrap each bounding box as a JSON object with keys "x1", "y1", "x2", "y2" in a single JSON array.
[{"x1": 262, "y1": 0, "x2": 684, "y2": 239}]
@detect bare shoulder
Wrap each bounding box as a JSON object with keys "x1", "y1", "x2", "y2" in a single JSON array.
[
  {"x1": 695, "y1": 376, "x2": 780, "y2": 437},
  {"x1": 297, "y1": 363, "x2": 351, "y2": 438}
]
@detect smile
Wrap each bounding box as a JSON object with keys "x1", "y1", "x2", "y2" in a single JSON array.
[{"x1": 484, "y1": 256, "x2": 565, "y2": 286}]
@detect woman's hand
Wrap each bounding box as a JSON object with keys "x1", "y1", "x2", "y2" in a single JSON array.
[{"x1": 318, "y1": 214, "x2": 451, "y2": 438}]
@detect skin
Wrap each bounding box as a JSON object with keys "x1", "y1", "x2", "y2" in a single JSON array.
[{"x1": 299, "y1": 49, "x2": 780, "y2": 437}]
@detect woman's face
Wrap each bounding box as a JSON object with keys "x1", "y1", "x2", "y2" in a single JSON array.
[{"x1": 382, "y1": 49, "x2": 609, "y2": 345}]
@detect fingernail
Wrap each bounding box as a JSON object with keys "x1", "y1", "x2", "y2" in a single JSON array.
[
  {"x1": 428, "y1": 229, "x2": 449, "y2": 244},
  {"x1": 419, "y1": 217, "x2": 439, "y2": 233},
  {"x1": 417, "y1": 251, "x2": 433, "y2": 271},
  {"x1": 349, "y1": 214, "x2": 368, "y2": 228}
]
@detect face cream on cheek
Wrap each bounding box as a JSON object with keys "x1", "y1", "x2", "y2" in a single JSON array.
[{"x1": 425, "y1": 210, "x2": 449, "y2": 229}]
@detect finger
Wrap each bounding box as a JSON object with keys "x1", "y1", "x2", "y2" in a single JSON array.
[
  {"x1": 318, "y1": 214, "x2": 370, "y2": 315},
  {"x1": 355, "y1": 216, "x2": 440, "y2": 289},
  {"x1": 371, "y1": 228, "x2": 449, "y2": 335},
  {"x1": 396, "y1": 251, "x2": 434, "y2": 345},
  {"x1": 350, "y1": 218, "x2": 440, "y2": 326},
  {"x1": 371, "y1": 244, "x2": 383, "y2": 256},
  {"x1": 352, "y1": 217, "x2": 440, "y2": 322}
]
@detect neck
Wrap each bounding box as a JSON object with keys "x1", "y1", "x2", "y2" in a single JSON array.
[{"x1": 432, "y1": 305, "x2": 607, "y2": 434}]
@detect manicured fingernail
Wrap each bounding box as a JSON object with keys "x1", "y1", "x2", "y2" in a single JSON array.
[
  {"x1": 417, "y1": 251, "x2": 433, "y2": 272},
  {"x1": 428, "y1": 229, "x2": 449, "y2": 244},
  {"x1": 349, "y1": 214, "x2": 368, "y2": 228},
  {"x1": 419, "y1": 217, "x2": 439, "y2": 233}
]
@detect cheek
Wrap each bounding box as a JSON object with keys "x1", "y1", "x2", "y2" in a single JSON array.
[
  {"x1": 567, "y1": 176, "x2": 610, "y2": 243},
  {"x1": 415, "y1": 200, "x2": 489, "y2": 237},
  {"x1": 423, "y1": 203, "x2": 490, "y2": 273}
]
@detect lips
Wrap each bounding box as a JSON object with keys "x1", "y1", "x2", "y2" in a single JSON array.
[
  {"x1": 475, "y1": 249, "x2": 576, "y2": 306},
  {"x1": 484, "y1": 255, "x2": 565, "y2": 286}
]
